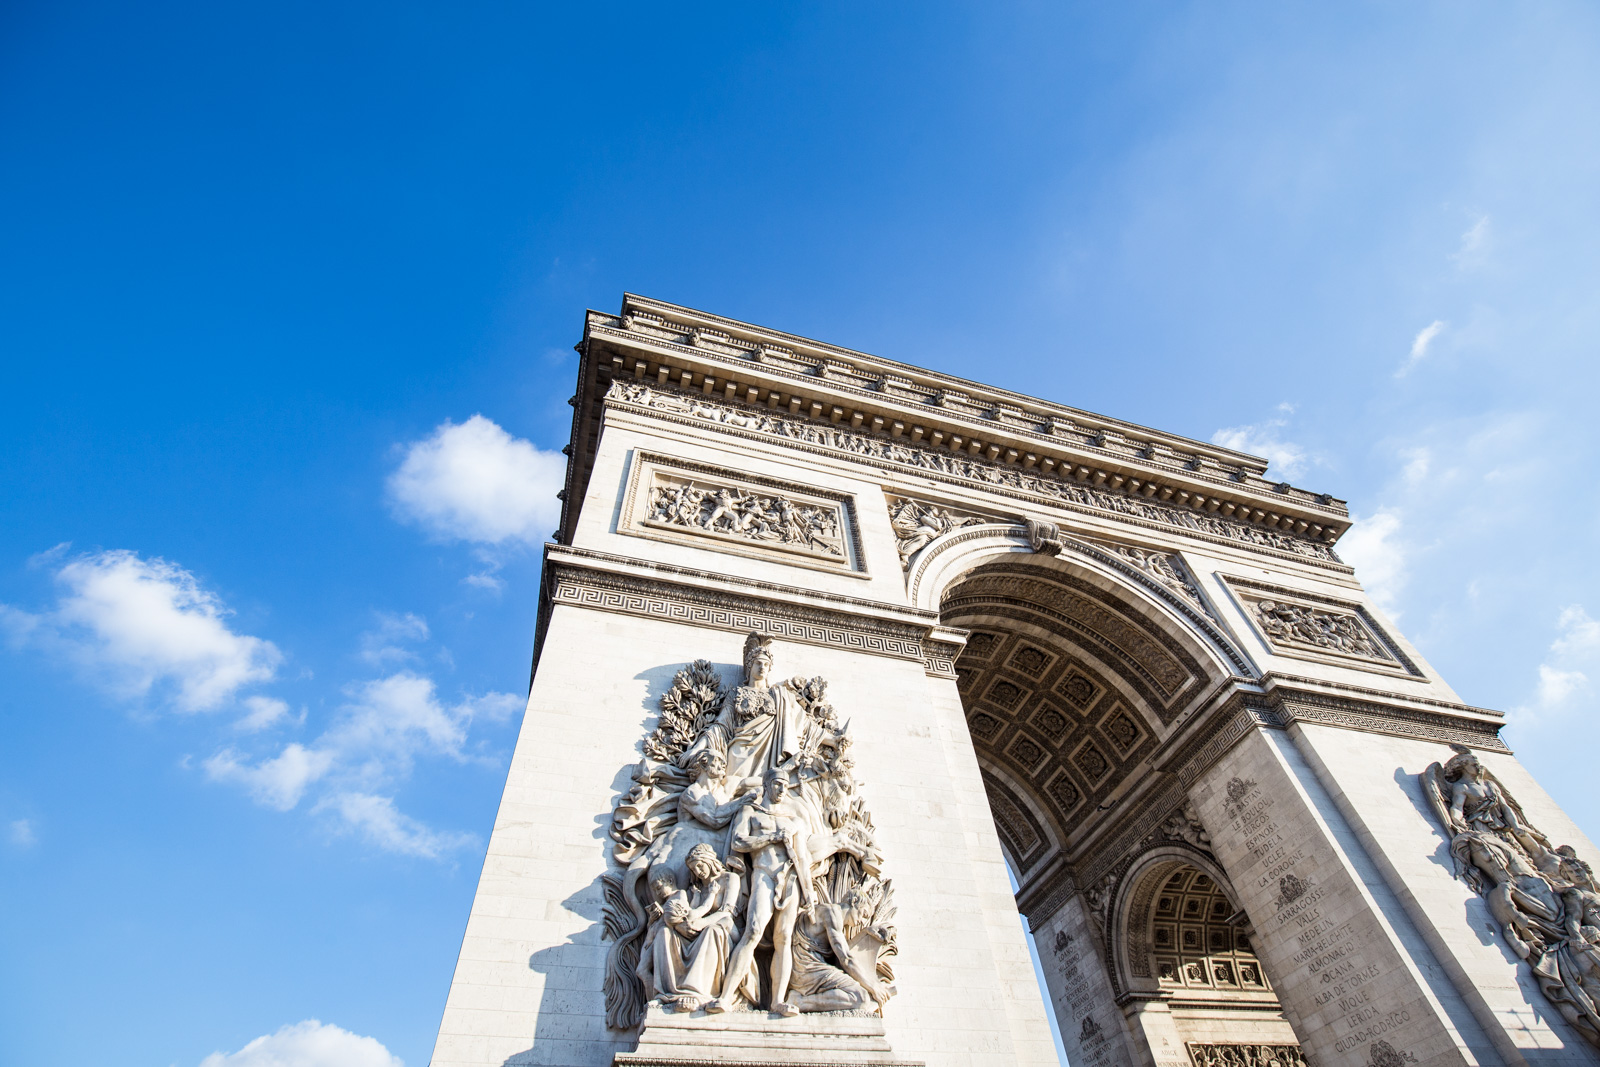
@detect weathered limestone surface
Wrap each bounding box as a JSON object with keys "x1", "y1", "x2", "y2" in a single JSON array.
[
  {"x1": 1292, "y1": 724, "x2": 1600, "y2": 1066},
  {"x1": 430, "y1": 296, "x2": 1600, "y2": 1067},
  {"x1": 1192, "y1": 728, "x2": 1496, "y2": 1067},
  {"x1": 431, "y1": 612, "x2": 1058, "y2": 1067}
]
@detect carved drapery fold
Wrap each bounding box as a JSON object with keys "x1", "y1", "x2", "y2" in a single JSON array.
[
  {"x1": 602, "y1": 635, "x2": 899, "y2": 1030},
  {"x1": 1420, "y1": 744, "x2": 1600, "y2": 1049}
]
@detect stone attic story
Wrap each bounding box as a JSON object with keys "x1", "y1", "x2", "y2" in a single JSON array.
[{"x1": 428, "y1": 295, "x2": 1600, "y2": 1067}]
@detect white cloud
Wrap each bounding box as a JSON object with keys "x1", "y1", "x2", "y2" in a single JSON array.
[
  {"x1": 205, "y1": 743, "x2": 335, "y2": 811},
  {"x1": 322, "y1": 672, "x2": 471, "y2": 773},
  {"x1": 205, "y1": 671, "x2": 516, "y2": 855},
  {"x1": 237, "y1": 695, "x2": 293, "y2": 732},
  {"x1": 1537, "y1": 664, "x2": 1588, "y2": 708},
  {"x1": 1, "y1": 550, "x2": 281, "y2": 712},
  {"x1": 1210, "y1": 418, "x2": 1309, "y2": 479},
  {"x1": 387, "y1": 415, "x2": 564, "y2": 546},
  {"x1": 1550, "y1": 604, "x2": 1600, "y2": 660},
  {"x1": 1516, "y1": 605, "x2": 1600, "y2": 721},
  {"x1": 357, "y1": 612, "x2": 429, "y2": 666},
  {"x1": 459, "y1": 689, "x2": 524, "y2": 725},
  {"x1": 199, "y1": 1019, "x2": 403, "y2": 1067},
  {"x1": 1338, "y1": 510, "x2": 1408, "y2": 616},
  {"x1": 9, "y1": 819, "x2": 36, "y2": 848},
  {"x1": 1399, "y1": 447, "x2": 1431, "y2": 486},
  {"x1": 1453, "y1": 214, "x2": 1491, "y2": 269},
  {"x1": 319, "y1": 793, "x2": 476, "y2": 859},
  {"x1": 1396, "y1": 320, "x2": 1447, "y2": 378}
]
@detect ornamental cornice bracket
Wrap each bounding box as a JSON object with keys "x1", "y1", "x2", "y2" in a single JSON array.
[
  {"x1": 582, "y1": 296, "x2": 1353, "y2": 536},
  {"x1": 1025, "y1": 517, "x2": 1064, "y2": 555}
]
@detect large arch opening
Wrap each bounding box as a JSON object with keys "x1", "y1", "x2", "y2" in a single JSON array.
[{"x1": 931, "y1": 541, "x2": 1303, "y2": 1062}]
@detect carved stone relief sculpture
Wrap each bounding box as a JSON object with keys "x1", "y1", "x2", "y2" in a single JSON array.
[
  {"x1": 603, "y1": 634, "x2": 898, "y2": 1029},
  {"x1": 1092, "y1": 541, "x2": 1211, "y2": 617},
  {"x1": 1420, "y1": 744, "x2": 1600, "y2": 1048},
  {"x1": 886, "y1": 496, "x2": 992, "y2": 567},
  {"x1": 1251, "y1": 598, "x2": 1389, "y2": 661},
  {"x1": 605, "y1": 380, "x2": 1343, "y2": 564},
  {"x1": 1186, "y1": 1043, "x2": 1309, "y2": 1067},
  {"x1": 1224, "y1": 577, "x2": 1418, "y2": 675},
  {"x1": 648, "y1": 479, "x2": 844, "y2": 558},
  {"x1": 621, "y1": 452, "x2": 863, "y2": 574}
]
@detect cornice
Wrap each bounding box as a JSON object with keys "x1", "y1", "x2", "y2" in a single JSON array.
[
  {"x1": 577, "y1": 295, "x2": 1349, "y2": 540},
  {"x1": 534, "y1": 545, "x2": 962, "y2": 677},
  {"x1": 602, "y1": 381, "x2": 1352, "y2": 573},
  {"x1": 1146, "y1": 675, "x2": 1509, "y2": 792}
]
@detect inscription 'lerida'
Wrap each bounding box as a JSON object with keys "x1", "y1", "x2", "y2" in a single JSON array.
[{"x1": 602, "y1": 634, "x2": 898, "y2": 1029}]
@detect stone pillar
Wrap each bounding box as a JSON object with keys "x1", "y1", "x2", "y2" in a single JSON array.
[
  {"x1": 1287, "y1": 720, "x2": 1600, "y2": 1067},
  {"x1": 1190, "y1": 726, "x2": 1499, "y2": 1067},
  {"x1": 1030, "y1": 893, "x2": 1141, "y2": 1067},
  {"x1": 430, "y1": 597, "x2": 1062, "y2": 1067},
  {"x1": 1120, "y1": 998, "x2": 1187, "y2": 1067}
]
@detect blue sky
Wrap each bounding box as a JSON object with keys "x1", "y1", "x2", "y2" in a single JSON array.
[{"x1": 4, "y1": 3, "x2": 1600, "y2": 1066}]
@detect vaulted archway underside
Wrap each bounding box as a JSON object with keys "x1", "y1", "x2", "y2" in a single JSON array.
[{"x1": 940, "y1": 557, "x2": 1229, "y2": 907}]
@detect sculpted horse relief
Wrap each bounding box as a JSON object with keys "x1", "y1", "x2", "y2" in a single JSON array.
[{"x1": 602, "y1": 634, "x2": 898, "y2": 1029}]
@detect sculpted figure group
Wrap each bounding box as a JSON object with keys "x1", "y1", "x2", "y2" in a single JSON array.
[
  {"x1": 1252, "y1": 598, "x2": 1388, "y2": 661},
  {"x1": 647, "y1": 481, "x2": 843, "y2": 558},
  {"x1": 1421, "y1": 745, "x2": 1600, "y2": 1047},
  {"x1": 606, "y1": 379, "x2": 1339, "y2": 562},
  {"x1": 603, "y1": 634, "x2": 898, "y2": 1029}
]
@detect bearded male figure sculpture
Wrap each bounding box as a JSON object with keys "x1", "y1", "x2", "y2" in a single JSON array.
[{"x1": 600, "y1": 634, "x2": 898, "y2": 1030}]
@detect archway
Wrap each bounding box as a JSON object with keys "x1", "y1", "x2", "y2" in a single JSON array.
[{"x1": 932, "y1": 540, "x2": 1303, "y2": 1066}]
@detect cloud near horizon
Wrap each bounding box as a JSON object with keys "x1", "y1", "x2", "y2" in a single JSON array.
[
  {"x1": 199, "y1": 1019, "x2": 403, "y2": 1067},
  {"x1": 0, "y1": 546, "x2": 515, "y2": 859}
]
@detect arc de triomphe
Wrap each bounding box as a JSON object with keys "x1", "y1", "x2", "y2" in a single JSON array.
[{"x1": 431, "y1": 296, "x2": 1600, "y2": 1067}]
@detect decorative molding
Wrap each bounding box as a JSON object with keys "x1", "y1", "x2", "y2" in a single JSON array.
[
  {"x1": 1088, "y1": 538, "x2": 1213, "y2": 619},
  {"x1": 1156, "y1": 683, "x2": 1510, "y2": 793},
  {"x1": 604, "y1": 381, "x2": 1348, "y2": 568},
  {"x1": 982, "y1": 770, "x2": 1049, "y2": 874},
  {"x1": 904, "y1": 526, "x2": 1256, "y2": 680},
  {"x1": 544, "y1": 548, "x2": 937, "y2": 665},
  {"x1": 1221, "y1": 576, "x2": 1420, "y2": 677},
  {"x1": 1186, "y1": 1043, "x2": 1308, "y2": 1067},
  {"x1": 885, "y1": 494, "x2": 997, "y2": 569},
  {"x1": 593, "y1": 295, "x2": 1351, "y2": 528},
  {"x1": 1274, "y1": 690, "x2": 1511, "y2": 753},
  {"x1": 1165, "y1": 697, "x2": 1288, "y2": 789},
  {"x1": 621, "y1": 451, "x2": 865, "y2": 575},
  {"x1": 943, "y1": 564, "x2": 1202, "y2": 711}
]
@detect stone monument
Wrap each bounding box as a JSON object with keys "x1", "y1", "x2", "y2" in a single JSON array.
[{"x1": 430, "y1": 295, "x2": 1600, "y2": 1067}]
